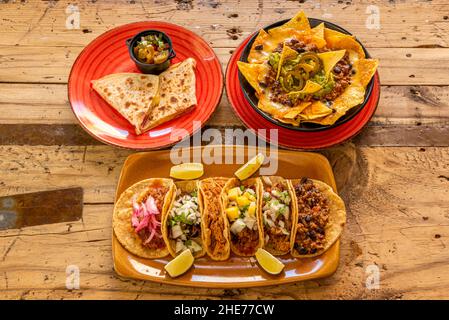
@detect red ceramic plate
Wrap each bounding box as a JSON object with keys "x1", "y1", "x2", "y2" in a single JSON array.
[
  {"x1": 68, "y1": 22, "x2": 223, "y2": 150},
  {"x1": 226, "y1": 35, "x2": 381, "y2": 150}
]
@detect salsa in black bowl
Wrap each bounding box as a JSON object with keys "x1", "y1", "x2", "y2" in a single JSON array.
[
  {"x1": 238, "y1": 18, "x2": 375, "y2": 132},
  {"x1": 127, "y1": 30, "x2": 176, "y2": 74}
]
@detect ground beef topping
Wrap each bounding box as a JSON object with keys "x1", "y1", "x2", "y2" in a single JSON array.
[
  {"x1": 201, "y1": 179, "x2": 228, "y2": 256},
  {"x1": 293, "y1": 178, "x2": 330, "y2": 255},
  {"x1": 260, "y1": 40, "x2": 353, "y2": 107}
]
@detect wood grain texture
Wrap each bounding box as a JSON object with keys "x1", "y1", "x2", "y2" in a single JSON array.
[
  {"x1": 0, "y1": 0, "x2": 448, "y2": 48},
  {"x1": 1, "y1": 146, "x2": 448, "y2": 299},
  {"x1": 1, "y1": 46, "x2": 449, "y2": 85}
]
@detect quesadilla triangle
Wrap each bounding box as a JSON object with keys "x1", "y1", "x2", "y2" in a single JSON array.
[
  {"x1": 91, "y1": 73, "x2": 159, "y2": 135},
  {"x1": 221, "y1": 178, "x2": 264, "y2": 257},
  {"x1": 162, "y1": 180, "x2": 206, "y2": 259},
  {"x1": 198, "y1": 177, "x2": 231, "y2": 261},
  {"x1": 142, "y1": 57, "x2": 197, "y2": 132},
  {"x1": 260, "y1": 176, "x2": 297, "y2": 256},
  {"x1": 288, "y1": 178, "x2": 346, "y2": 258},
  {"x1": 113, "y1": 178, "x2": 174, "y2": 259}
]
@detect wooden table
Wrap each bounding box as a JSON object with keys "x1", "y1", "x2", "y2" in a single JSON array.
[{"x1": 0, "y1": 0, "x2": 448, "y2": 300}]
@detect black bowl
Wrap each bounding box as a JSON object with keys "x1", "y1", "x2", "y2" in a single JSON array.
[
  {"x1": 127, "y1": 30, "x2": 176, "y2": 74},
  {"x1": 238, "y1": 18, "x2": 374, "y2": 132}
]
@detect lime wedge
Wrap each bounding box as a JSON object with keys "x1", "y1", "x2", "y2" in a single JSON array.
[
  {"x1": 170, "y1": 163, "x2": 204, "y2": 180},
  {"x1": 234, "y1": 153, "x2": 265, "y2": 181},
  {"x1": 164, "y1": 249, "x2": 194, "y2": 278},
  {"x1": 255, "y1": 248, "x2": 285, "y2": 275}
]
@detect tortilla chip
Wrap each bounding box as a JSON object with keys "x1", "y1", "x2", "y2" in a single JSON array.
[
  {"x1": 317, "y1": 49, "x2": 346, "y2": 77},
  {"x1": 300, "y1": 101, "x2": 333, "y2": 120},
  {"x1": 352, "y1": 58, "x2": 378, "y2": 87},
  {"x1": 311, "y1": 23, "x2": 326, "y2": 49},
  {"x1": 277, "y1": 45, "x2": 299, "y2": 79},
  {"x1": 323, "y1": 27, "x2": 349, "y2": 41},
  {"x1": 326, "y1": 35, "x2": 365, "y2": 60},
  {"x1": 282, "y1": 102, "x2": 311, "y2": 119},
  {"x1": 257, "y1": 93, "x2": 291, "y2": 117},
  {"x1": 237, "y1": 61, "x2": 269, "y2": 94},
  {"x1": 318, "y1": 85, "x2": 366, "y2": 125},
  {"x1": 278, "y1": 11, "x2": 310, "y2": 31},
  {"x1": 248, "y1": 29, "x2": 272, "y2": 64},
  {"x1": 275, "y1": 115, "x2": 301, "y2": 126}
]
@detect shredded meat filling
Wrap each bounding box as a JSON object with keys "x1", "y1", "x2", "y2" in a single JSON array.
[
  {"x1": 231, "y1": 227, "x2": 259, "y2": 255},
  {"x1": 136, "y1": 185, "x2": 168, "y2": 249},
  {"x1": 293, "y1": 178, "x2": 329, "y2": 255},
  {"x1": 202, "y1": 180, "x2": 227, "y2": 256}
]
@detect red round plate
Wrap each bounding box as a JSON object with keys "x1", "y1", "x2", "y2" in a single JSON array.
[
  {"x1": 226, "y1": 36, "x2": 380, "y2": 150},
  {"x1": 69, "y1": 22, "x2": 223, "y2": 150}
]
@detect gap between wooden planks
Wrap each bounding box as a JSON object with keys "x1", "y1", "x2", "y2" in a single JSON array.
[
  {"x1": 0, "y1": 145, "x2": 448, "y2": 299},
  {"x1": 0, "y1": 0, "x2": 448, "y2": 48},
  {"x1": 0, "y1": 84, "x2": 448, "y2": 126}
]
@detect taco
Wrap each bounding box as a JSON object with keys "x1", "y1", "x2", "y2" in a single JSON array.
[
  {"x1": 113, "y1": 178, "x2": 174, "y2": 259},
  {"x1": 162, "y1": 180, "x2": 206, "y2": 258},
  {"x1": 198, "y1": 177, "x2": 231, "y2": 261},
  {"x1": 221, "y1": 178, "x2": 264, "y2": 256},
  {"x1": 260, "y1": 176, "x2": 296, "y2": 256},
  {"x1": 288, "y1": 178, "x2": 346, "y2": 258}
]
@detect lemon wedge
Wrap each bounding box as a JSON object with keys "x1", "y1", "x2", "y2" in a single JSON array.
[
  {"x1": 255, "y1": 248, "x2": 285, "y2": 275},
  {"x1": 170, "y1": 163, "x2": 204, "y2": 180},
  {"x1": 234, "y1": 153, "x2": 265, "y2": 181},
  {"x1": 164, "y1": 249, "x2": 194, "y2": 278}
]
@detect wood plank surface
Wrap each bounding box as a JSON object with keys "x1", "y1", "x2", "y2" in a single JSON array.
[
  {"x1": 1, "y1": 146, "x2": 448, "y2": 299},
  {"x1": 0, "y1": 0, "x2": 448, "y2": 300},
  {"x1": 1, "y1": 46, "x2": 449, "y2": 85}
]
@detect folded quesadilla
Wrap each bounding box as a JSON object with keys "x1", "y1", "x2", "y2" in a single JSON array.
[
  {"x1": 221, "y1": 178, "x2": 264, "y2": 257},
  {"x1": 91, "y1": 73, "x2": 159, "y2": 134},
  {"x1": 260, "y1": 176, "x2": 296, "y2": 256},
  {"x1": 113, "y1": 178, "x2": 174, "y2": 259},
  {"x1": 198, "y1": 177, "x2": 231, "y2": 261},
  {"x1": 142, "y1": 58, "x2": 197, "y2": 131},
  {"x1": 162, "y1": 180, "x2": 206, "y2": 258},
  {"x1": 288, "y1": 178, "x2": 346, "y2": 258}
]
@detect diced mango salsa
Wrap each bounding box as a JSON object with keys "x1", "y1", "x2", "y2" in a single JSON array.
[
  {"x1": 225, "y1": 206, "x2": 240, "y2": 221},
  {"x1": 243, "y1": 191, "x2": 256, "y2": 202},
  {"x1": 248, "y1": 202, "x2": 256, "y2": 216},
  {"x1": 228, "y1": 187, "x2": 242, "y2": 201},
  {"x1": 236, "y1": 196, "x2": 251, "y2": 208}
]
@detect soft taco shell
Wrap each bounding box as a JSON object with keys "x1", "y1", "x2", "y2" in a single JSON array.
[
  {"x1": 198, "y1": 177, "x2": 231, "y2": 261},
  {"x1": 162, "y1": 180, "x2": 206, "y2": 259},
  {"x1": 260, "y1": 176, "x2": 297, "y2": 256},
  {"x1": 113, "y1": 178, "x2": 174, "y2": 259},
  {"x1": 288, "y1": 178, "x2": 346, "y2": 258},
  {"x1": 221, "y1": 177, "x2": 264, "y2": 257}
]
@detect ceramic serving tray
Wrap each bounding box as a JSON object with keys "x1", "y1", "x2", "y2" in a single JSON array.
[{"x1": 112, "y1": 145, "x2": 340, "y2": 288}]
